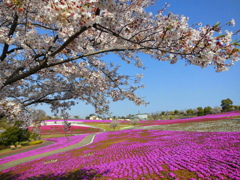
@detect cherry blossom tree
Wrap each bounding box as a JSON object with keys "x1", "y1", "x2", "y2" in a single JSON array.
[
  {"x1": 31, "y1": 120, "x2": 41, "y2": 140},
  {"x1": 29, "y1": 109, "x2": 44, "y2": 140},
  {"x1": 110, "y1": 119, "x2": 120, "y2": 130},
  {"x1": 211, "y1": 106, "x2": 222, "y2": 114},
  {"x1": 61, "y1": 110, "x2": 71, "y2": 140},
  {"x1": 0, "y1": 0, "x2": 239, "y2": 124},
  {"x1": 130, "y1": 118, "x2": 139, "y2": 126}
]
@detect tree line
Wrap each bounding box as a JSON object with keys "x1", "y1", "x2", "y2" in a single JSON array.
[{"x1": 149, "y1": 98, "x2": 239, "y2": 120}]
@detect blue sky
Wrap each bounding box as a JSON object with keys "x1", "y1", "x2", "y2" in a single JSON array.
[{"x1": 38, "y1": 0, "x2": 240, "y2": 118}]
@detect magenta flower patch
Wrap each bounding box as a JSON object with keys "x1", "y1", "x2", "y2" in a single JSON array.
[
  {"x1": 0, "y1": 134, "x2": 88, "y2": 165},
  {"x1": 139, "y1": 111, "x2": 240, "y2": 126},
  {"x1": 1, "y1": 129, "x2": 239, "y2": 179}
]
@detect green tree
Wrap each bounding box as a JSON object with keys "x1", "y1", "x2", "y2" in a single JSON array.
[
  {"x1": 204, "y1": 106, "x2": 212, "y2": 115},
  {"x1": 0, "y1": 117, "x2": 9, "y2": 130},
  {"x1": 73, "y1": 115, "x2": 80, "y2": 119},
  {"x1": 221, "y1": 98, "x2": 233, "y2": 112},
  {"x1": 0, "y1": 123, "x2": 30, "y2": 146},
  {"x1": 186, "y1": 109, "x2": 194, "y2": 115},
  {"x1": 174, "y1": 110, "x2": 179, "y2": 115},
  {"x1": 233, "y1": 106, "x2": 240, "y2": 111},
  {"x1": 197, "y1": 107, "x2": 204, "y2": 116}
]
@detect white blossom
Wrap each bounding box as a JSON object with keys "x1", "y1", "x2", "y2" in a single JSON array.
[
  {"x1": 230, "y1": 19, "x2": 235, "y2": 27},
  {"x1": 0, "y1": 0, "x2": 239, "y2": 123}
]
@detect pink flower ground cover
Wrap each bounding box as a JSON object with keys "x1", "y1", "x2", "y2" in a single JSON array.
[
  {"x1": 28, "y1": 125, "x2": 101, "y2": 134},
  {"x1": 1, "y1": 129, "x2": 239, "y2": 180},
  {"x1": 0, "y1": 134, "x2": 88, "y2": 165},
  {"x1": 45, "y1": 119, "x2": 112, "y2": 123},
  {"x1": 140, "y1": 111, "x2": 240, "y2": 126}
]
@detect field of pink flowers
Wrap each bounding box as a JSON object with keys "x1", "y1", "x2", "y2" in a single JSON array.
[
  {"x1": 45, "y1": 119, "x2": 113, "y2": 123},
  {"x1": 28, "y1": 125, "x2": 102, "y2": 134},
  {"x1": 139, "y1": 111, "x2": 240, "y2": 126},
  {"x1": 0, "y1": 134, "x2": 88, "y2": 165},
  {"x1": 1, "y1": 129, "x2": 239, "y2": 180},
  {"x1": 1, "y1": 112, "x2": 239, "y2": 179}
]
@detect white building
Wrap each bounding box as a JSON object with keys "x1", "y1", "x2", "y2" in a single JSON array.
[
  {"x1": 136, "y1": 114, "x2": 148, "y2": 120},
  {"x1": 89, "y1": 115, "x2": 102, "y2": 120}
]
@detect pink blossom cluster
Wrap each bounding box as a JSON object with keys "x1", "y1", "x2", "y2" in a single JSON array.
[
  {"x1": 0, "y1": 134, "x2": 88, "y2": 165},
  {"x1": 2, "y1": 129, "x2": 239, "y2": 179}
]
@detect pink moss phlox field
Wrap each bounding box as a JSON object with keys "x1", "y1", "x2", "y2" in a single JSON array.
[
  {"x1": 45, "y1": 119, "x2": 113, "y2": 123},
  {"x1": 140, "y1": 111, "x2": 240, "y2": 126},
  {"x1": 0, "y1": 134, "x2": 88, "y2": 165},
  {"x1": 2, "y1": 129, "x2": 240, "y2": 179}
]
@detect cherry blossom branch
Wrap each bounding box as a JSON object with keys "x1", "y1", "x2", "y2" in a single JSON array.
[
  {"x1": 93, "y1": 24, "x2": 188, "y2": 54},
  {"x1": 23, "y1": 95, "x2": 73, "y2": 107}
]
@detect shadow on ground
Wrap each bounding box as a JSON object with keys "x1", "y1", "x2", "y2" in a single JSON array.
[{"x1": 0, "y1": 168, "x2": 110, "y2": 180}]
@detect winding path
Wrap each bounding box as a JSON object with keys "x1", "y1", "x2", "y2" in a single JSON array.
[{"x1": 0, "y1": 133, "x2": 98, "y2": 171}]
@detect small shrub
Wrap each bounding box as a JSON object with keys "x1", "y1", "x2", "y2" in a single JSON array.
[
  {"x1": 30, "y1": 140, "x2": 43, "y2": 145},
  {"x1": 15, "y1": 141, "x2": 19, "y2": 146},
  {"x1": 0, "y1": 126, "x2": 30, "y2": 146}
]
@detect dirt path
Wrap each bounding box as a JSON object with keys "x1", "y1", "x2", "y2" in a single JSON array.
[{"x1": 0, "y1": 133, "x2": 98, "y2": 171}]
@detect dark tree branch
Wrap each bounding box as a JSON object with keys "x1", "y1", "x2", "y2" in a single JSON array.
[
  {"x1": 2, "y1": 59, "x2": 48, "y2": 88},
  {"x1": 50, "y1": 26, "x2": 88, "y2": 57},
  {"x1": 7, "y1": 47, "x2": 23, "y2": 54},
  {"x1": 18, "y1": 22, "x2": 59, "y2": 31},
  {"x1": 7, "y1": 67, "x2": 25, "y2": 80},
  {"x1": 23, "y1": 98, "x2": 66, "y2": 107},
  {"x1": 23, "y1": 90, "x2": 75, "y2": 107},
  {"x1": 0, "y1": 13, "x2": 18, "y2": 62}
]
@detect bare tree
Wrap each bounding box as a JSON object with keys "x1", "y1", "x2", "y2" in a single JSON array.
[
  {"x1": 130, "y1": 118, "x2": 139, "y2": 127},
  {"x1": 31, "y1": 109, "x2": 47, "y2": 120},
  {"x1": 62, "y1": 120, "x2": 71, "y2": 141},
  {"x1": 31, "y1": 121, "x2": 41, "y2": 140},
  {"x1": 110, "y1": 120, "x2": 120, "y2": 131},
  {"x1": 61, "y1": 110, "x2": 71, "y2": 140},
  {"x1": 30, "y1": 109, "x2": 44, "y2": 140}
]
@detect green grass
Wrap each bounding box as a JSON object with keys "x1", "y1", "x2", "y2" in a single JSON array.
[
  {"x1": 82, "y1": 122, "x2": 135, "y2": 131},
  {"x1": 0, "y1": 140, "x2": 47, "y2": 154},
  {"x1": 41, "y1": 134, "x2": 74, "y2": 138},
  {"x1": 0, "y1": 147, "x2": 14, "y2": 154}
]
